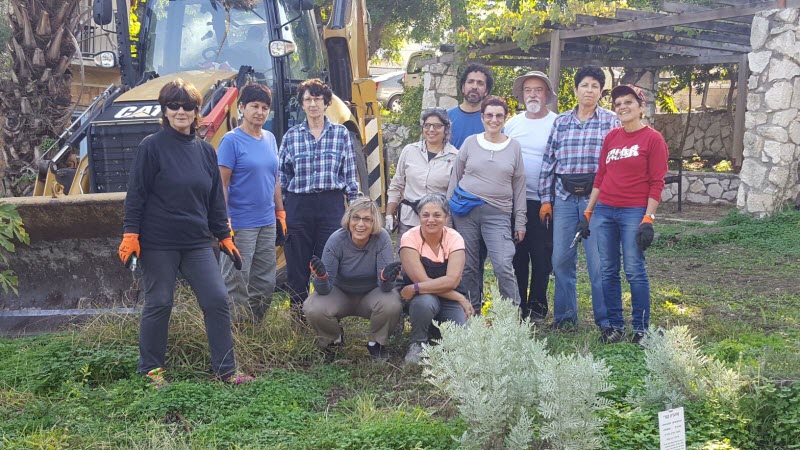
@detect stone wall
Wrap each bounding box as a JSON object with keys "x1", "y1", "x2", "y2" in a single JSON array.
[
  {"x1": 739, "y1": 8, "x2": 800, "y2": 216},
  {"x1": 652, "y1": 111, "x2": 734, "y2": 160},
  {"x1": 382, "y1": 123, "x2": 412, "y2": 164},
  {"x1": 421, "y1": 63, "x2": 459, "y2": 109},
  {"x1": 661, "y1": 171, "x2": 740, "y2": 206}
]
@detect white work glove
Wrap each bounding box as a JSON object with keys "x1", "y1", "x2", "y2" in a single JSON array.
[{"x1": 384, "y1": 214, "x2": 395, "y2": 232}]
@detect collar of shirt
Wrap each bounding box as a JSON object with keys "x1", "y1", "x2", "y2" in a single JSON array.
[
  {"x1": 414, "y1": 141, "x2": 458, "y2": 159},
  {"x1": 299, "y1": 116, "x2": 332, "y2": 137}
]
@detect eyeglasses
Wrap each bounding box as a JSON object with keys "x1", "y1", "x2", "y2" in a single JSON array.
[
  {"x1": 302, "y1": 97, "x2": 325, "y2": 105},
  {"x1": 422, "y1": 123, "x2": 445, "y2": 130},
  {"x1": 482, "y1": 113, "x2": 505, "y2": 120},
  {"x1": 165, "y1": 102, "x2": 197, "y2": 111},
  {"x1": 350, "y1": 215, "x2": 374, "y2": 225}
]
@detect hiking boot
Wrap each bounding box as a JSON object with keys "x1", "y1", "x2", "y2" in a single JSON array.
[
  {"x1": 600, "y1": 327, "x2": 625, "y2": 344},
  {"x1": 145, "y1": 367, "x2": 169, "y2": 389},
  {"x1": 366, "y1": 342, "x2": 389, "y2": 361},
  {"x1": 404, "y1": 342, "x2": 425, "y2": 364},
  {"x1": 631, "y1": 331, "x2": 647, "y2": 347}
]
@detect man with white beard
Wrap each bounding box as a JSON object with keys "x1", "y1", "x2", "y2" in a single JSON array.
[{"x1": 505, "y1": 71, "x2": 558, "y2": 320}]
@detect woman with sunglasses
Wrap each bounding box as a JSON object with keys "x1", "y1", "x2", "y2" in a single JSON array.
[
  {"x1": 386, "y1": 108, "x2": 459, "y2": 245},
  {"x1": 447, "y1": 96, "x2": 526, "y2": 311},
  {"x1": 303, "y1": 198, "x2": 403, "y2": 361},
  {"x1": 119, "y1": 79, "x2": 252, "y2": 387}
]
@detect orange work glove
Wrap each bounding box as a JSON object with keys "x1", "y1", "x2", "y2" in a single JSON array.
[
  {"x1": 118, "y1": 233, "x2": 140, "y2": 267},
  {"x1": 275, "y1": 210, "x2": 287, "y2": 236},
  {"x1": 219, "y1": 237, "x2": 243, "y2": 270},
  {"x1": 539, "y1": 202, "x2": 552, "y2": 225}
]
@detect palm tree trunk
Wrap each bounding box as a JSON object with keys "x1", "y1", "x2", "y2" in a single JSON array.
[{"x1": 0, "y1": 0, "x2": 81, "y2": 196}]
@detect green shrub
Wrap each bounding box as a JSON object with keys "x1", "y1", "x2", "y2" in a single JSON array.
[
  {"x1": 0, "y1": 203, "x2": 29, "y2": 294},
  {"x1": 422, "y1": 290, "x2": 613, "y2": 449}
]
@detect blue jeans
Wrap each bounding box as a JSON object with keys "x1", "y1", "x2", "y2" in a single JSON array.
[
  {"x1": 593, "y1": 202, "x2": 650, "y2": 332},
  {"x1": 552, "y1": 195, "x2": 608, "y2": 328}
]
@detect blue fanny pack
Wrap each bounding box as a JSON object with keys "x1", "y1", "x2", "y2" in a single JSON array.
[{"x1": 449, "y1": 185, "x2": 485, "y2": 216}]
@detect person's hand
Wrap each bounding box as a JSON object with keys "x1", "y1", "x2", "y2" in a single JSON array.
[
  {"x1": 384, "y1": 214, "x2": 395, "y2": 232},
  {"x1": 515, "y1": 230, "x2": 526, "y2": 244},
  {"x1": 275, "y1": 210, "x2": 287, "y2": 246},
  {"x1": 636, "y1": 216, "x2": 655, "y2": 251},
  {"x1": 461, "y1": 300, "x2": 475, "y2": 317},
  {"x1": 118, "y1": 233, "x2": 140, "y2": 267},
  {"x1": 381, "y1": 261, "x2": 402, "y2": 282},
  {"x1": 577, "y1": 210, "x2": 592, "y2": 239},
  {"x1": 400, "y1": 284, "x2": 415, "y2": 301},
  {"x1": 309, "y1": 255, "x2": 327, "y2": 279},
  {"x1": 219, "y1": 237, "x2": 243, "y2": 270},
  {"x1": 539, "y1": 202, "x2": 552, "y2": 226}
]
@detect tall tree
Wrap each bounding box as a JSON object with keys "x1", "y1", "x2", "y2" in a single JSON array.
[{"x1": 0, "y1": 0, "x2": 82, "y2": 196}]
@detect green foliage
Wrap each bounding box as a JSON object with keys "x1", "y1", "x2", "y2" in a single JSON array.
[
  {"x1": 556, "y1": 67, "x2": 577, "y2": 113},
  {"x1": 0, "y1": 203, "x2": 29, "y2": 294},
  {"x1": 386, "y1": 84, "x2": 423, "y2": 136},
  {"x1": 633, "y1": 326, "x2": 744, "y2": 409},
  {"x1": 423, "y1": 291, "x2": 613, "y2": 449}
]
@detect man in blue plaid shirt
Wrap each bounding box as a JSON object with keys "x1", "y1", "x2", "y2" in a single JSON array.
[
  {"x1": 279, "y1": 79, "x2": 360, "y2": 311},
  {"x1": 538, "y1": 66, "x2": 620, "y2": 332}
]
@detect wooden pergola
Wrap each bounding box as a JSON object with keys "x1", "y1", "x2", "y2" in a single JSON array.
[{"x1": 434, "y1": 0, "x2": 800, "y2": 167}]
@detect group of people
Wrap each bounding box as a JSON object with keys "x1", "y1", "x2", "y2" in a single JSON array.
[{"x1": 117, "y1": 61, "x2": 668, "y2": 384}]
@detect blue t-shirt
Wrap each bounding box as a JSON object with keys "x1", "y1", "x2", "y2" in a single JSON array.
[
  {"x1": 448, "y1": 106, "x2": 484, "y2": 149},
  {"x1": 217, "y1": 127, "x2": 279, "y2": 229}
]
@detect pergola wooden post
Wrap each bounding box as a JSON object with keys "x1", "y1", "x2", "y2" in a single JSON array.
[
  {"x1": 732, "y1": 52, "x2": 748, "y2": 170},
  {"x1": 548, "y1": 30, "x2": 561, "y2": 112}
]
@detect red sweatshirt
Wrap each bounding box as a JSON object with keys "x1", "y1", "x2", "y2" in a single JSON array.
[{"x1": 593, "y1": 126, "x2": 669, "y2": 208}]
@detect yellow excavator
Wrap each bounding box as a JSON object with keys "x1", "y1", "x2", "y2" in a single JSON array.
[{"x1": 0, "y1": 0, "x2": 387, "y2": 334}]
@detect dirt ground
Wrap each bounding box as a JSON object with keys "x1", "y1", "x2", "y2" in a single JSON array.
[{"x1": 657, "y1": 202, "x2": 735, "y2": 223}]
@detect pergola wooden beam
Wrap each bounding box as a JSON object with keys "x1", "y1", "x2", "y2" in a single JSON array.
[
  {"x1": 661, "y1": 1, "x2": 754, "y2": 24},
  {"x1": 575, "y1": 14, "x2": 751, "y2": 46},
  {"x1": 560, "y1": 1, "x2": 796, "y2": 39},
  {"x1": 732, "y1": 53, "x2": 748, "y2": 168},
  {"x1": 614, "y1": 9, "x2": 751, "y2": 35}
]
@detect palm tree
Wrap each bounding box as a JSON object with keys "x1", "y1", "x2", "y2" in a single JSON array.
[{"x1": 0, "y1": 0, "x2": 82, "y2": 196}]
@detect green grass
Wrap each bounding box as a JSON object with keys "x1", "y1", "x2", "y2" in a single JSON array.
[{"x1": 1, "y1": 210, "x2": 799, "y2": 449}]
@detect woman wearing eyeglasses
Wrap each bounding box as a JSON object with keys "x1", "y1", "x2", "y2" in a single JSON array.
[
  {"x1": 447, "y1": 96, "x2": 526, "y2": 311},
  {"x1": 119, "y1": 79, "x2": 252, "y2": 386},
  {"x1": 386, "y1": 108, "x2": 459, "y2": 246},
  {"x1": 303, "y1": 197, "x2": 403, "y2": 361}
]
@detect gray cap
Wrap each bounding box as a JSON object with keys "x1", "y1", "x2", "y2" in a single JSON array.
[{"x1": 512, "y1": 71, "x2": 556, "y2": 103}]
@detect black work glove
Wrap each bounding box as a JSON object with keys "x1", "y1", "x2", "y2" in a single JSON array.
[
  {"x1": 381, "y1": 261, "x2": 402, "y2": 282},
  {"x1": 275, "y1": 222, "x2": 286, "y2": 247},
  {"x1": 576, "y1": 211, "x2": 592, "y2": 239},
  {"x1": 636, "y1": 222, "x2": 655, "y2": 251},
  {"x1": 309, "y1": 255, "x2": 327, "y2": 279}
]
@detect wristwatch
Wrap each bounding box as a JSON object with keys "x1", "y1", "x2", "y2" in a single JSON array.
[{"x1": 646, "y1": 213, "x2": 656, "y2": 221}]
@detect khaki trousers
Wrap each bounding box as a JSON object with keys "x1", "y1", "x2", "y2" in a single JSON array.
[{"x1": 303, "y1": 286, "x2": 402, "y2": 348}]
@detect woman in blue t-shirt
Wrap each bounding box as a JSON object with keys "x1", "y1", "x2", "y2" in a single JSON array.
[{"x1": 217, "y1": 84, "x2": 287, "y2": 323}]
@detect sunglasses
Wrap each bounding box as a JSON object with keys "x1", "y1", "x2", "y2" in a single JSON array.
[{"x1": 165, "y1": 102, "x2": 197, "y2": 111}]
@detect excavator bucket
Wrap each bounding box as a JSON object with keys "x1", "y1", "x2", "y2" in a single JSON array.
[{"x1": 0, "y1": 193, "x2": 139, "y2": 335}]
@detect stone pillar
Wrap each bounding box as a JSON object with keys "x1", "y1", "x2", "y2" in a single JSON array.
[
  {"x1": 738, "y1": 8, "x2": 800, "y2": 216},
  {"x1": 619, "y1": 68, "x2": 657, "y2": 126},
  {"x1": 421, "y1": 62, "x2": 459, "y2": 110}
]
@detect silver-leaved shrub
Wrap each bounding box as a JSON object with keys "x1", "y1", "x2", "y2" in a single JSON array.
[
  {"x1": 634, "y1": 326, "x2": 744, "y2": 409},
  {"x1": 421, "y1": 287, "x2": 613, "y2": 450}
]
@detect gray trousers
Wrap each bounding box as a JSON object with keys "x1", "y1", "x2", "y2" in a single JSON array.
[
  {"x1": 220, "y1": 224, "x2": 277, "y2": 322},
  {"x1": 138, "y1": 247, "x2": 236, "y2": 378},
  {"x1": 303, "y1": 286, "x2": 403, "y2": 348},
  {"x1": 408, "y1": 294, "x2": 466, "y2": 344},
  {"x1": 453, "y1": 203, "x2": 521, "y2": 309}
]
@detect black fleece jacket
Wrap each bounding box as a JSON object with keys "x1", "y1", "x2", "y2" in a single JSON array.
[{"x1": 123, "y1": 125, "x2": 229, "y2": 250}]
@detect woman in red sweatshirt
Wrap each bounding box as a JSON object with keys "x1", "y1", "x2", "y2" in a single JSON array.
[{"x1": 579, "y1": 84, "x2": 668, "y2": 346}]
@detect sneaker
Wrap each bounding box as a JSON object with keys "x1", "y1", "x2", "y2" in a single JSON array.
[
  {"x1": 323, "y1": 329, "x2": 345, "y2": 363},
  {"x1": 145, "y1": 367, "x2": 169, "y2": 389},
  {"x1": 224, "y1": 371, "x2": 255, "y2": 385},
  {"x1": 366, "y1": 342, "x2": 389, "y2": 361},
  {"x1": 631, "y1": 331, "x2": 647, "y2": 347},
  {"x1": 547, "y1": 320, "x2": 577, "y2": 332},
  {"x1": 599, "y1": 327, "x2": 625, "y2": 344},
  {"x1": 404, "y1": 342, "x2": 425, "y2": 364}
]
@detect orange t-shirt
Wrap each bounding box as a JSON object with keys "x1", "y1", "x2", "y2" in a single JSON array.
[{"x1": 400, "y1": 226, "x2": 465, "y2": 263}]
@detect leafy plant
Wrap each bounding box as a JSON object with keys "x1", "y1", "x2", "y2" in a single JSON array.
[
  {"x1": 422, "y1": 290, "x2": 613, "y2": 449},
  {"x1": 0, "y1": 203, "x2": 29, "y2": 294}
]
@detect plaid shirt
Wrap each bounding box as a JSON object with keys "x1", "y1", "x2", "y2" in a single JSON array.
[
  {"x1": 278, "y1": 117, "x2": 360, "y2": 203},
  {"x1": 538, "y1": 106, "x2": 620, "y2": 202}
]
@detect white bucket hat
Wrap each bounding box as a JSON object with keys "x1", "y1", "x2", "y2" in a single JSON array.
[{"x1": 512, "y1": 71, "x2": 556, "y2": 103}]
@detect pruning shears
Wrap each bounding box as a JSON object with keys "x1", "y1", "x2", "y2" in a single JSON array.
[{"x1": 569, "y1": 231, "x2": 582, "y2": 249}]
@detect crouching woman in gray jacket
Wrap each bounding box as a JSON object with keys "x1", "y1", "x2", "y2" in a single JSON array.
[{"x1": 303, "y1": 197, "x2": 403, "y2": 361}]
